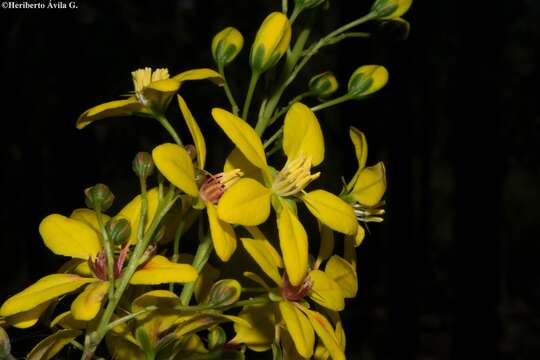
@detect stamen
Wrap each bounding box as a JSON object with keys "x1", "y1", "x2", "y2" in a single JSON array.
[
  {"x1": 200, "y1": 169, "x2": 243, "y2": 204},
  {"x1": 272, "y1": 154, "x2": 320, "y2": 197},
  {"x1": 131, "y1": 67, "x2": 171, "y2": 105},
  {"x1": 353, "y1": 202, "x2": 385, "y2": 223}
]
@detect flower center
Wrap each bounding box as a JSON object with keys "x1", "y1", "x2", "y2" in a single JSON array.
[
  {"x1": 199, "y1": 169, "x2": 243, "y2": 204},
  {"x1": 131, "y1": 67, "x2": 170, "y2": 105},
  {"x1": 353, "y1": 201, "x2": 385, "y2": 223},
  {"x1": 271, "y1": 154, "x2": 320, "y2": 197},
  {"x1": 88, "y1": 246, "x2": 129, "y2": 281},
  {"x1": 280, "y1": 273, "x2": 313, "y2": 302}
]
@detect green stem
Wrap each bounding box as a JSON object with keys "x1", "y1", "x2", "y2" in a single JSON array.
[
  {"x1": 264, "y1": 127, "x2": 283, "y2": 149},
  {"x1": 155, "y1": 114, "x2": 183, "y2": 146},
  {"x1": 170, "y1": 209, "x2": 200, "y2": 292},
  {"x1": 289, "y1": 5, "x2": 301, "y2": 26},
  {"x1": 282, "y1": 0, "x2": 288, "y2": 14},
  {"x1": 95, "y1": 209, "x2": 115, "y2": 300},
  {"x1": 179, "y1": 223, "x2": 213, "y2": 305},
  {"x1": 242, "y1": 72, "x2": 261, "y2": 120},
  {"x1": 310, "y1": 93, "x2": 353, "y2": 112},
  {"x1": 218, "y1": 63, "x2": 240, "y2": 115},
  {"x1": 324, "y1": 31, "x2": 371, "y2": 46},
  {"x1": 268, "y1": 91, "x2": 312, "y2": 127},
  {"x1": 81, "y1": 191, "x2": 178, "y2": 359}
]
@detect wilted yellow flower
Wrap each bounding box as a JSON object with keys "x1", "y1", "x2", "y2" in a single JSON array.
[{"x1": 250, "y1": 12, "x2": 292, "y2": 73}]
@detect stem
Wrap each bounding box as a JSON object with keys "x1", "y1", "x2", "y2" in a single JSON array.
[
  {"x1": 218, "y1": 63, "x2": 240, "y2": 115},
  {"x1": 155, "y1": 114, "x2": 183, "y2": 146},
  {"x1": 81, "y1": 191, "x2": 178, "y2": 359},
  {"x1": 179, "y1": 227, "x2": 213, "y2": 306},
  {"x1": 264, "y1": 127, "x2": 283, "y2": 149},
  {"x1": 268, "y1": 91, "x2": 312, "y2": 127},
  {"x1": 310, "y1": 93, "x2": 353, "y2": 112},
  {"x1": 169, "y1": 209, "x2": 199, "y2": 293},
  {"x1": 324, "y1": 31, "x2": 371, "y2": 46},
  {"x1": 282, "y1": 0, "x2": 288, "y2": 14},
  {"x1": 242, "y1": 72, "x2": 261, "y2": 121},
  {"x1": 95, "y1": 209, "x2": 115, "y2": 299},
  {"x1": 289, "y1": 5, "x2": 301, "y2": 26}
]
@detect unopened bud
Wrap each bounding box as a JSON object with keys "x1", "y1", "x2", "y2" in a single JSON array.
[
  {"x1": 208, "y1": 326, "x2": 227, "y2": 350},
  {"x1": 105, "y1": 218, "x2": 131, "y2": 246},
  {"x1": 132, "y1": 152, "x2": 154, "y2": 179},
  {"x1": 250, "y1": 12, "x2": 292, "y2": 73},
  {"x1": 184, "y1": 144, "x2": 197, "y2": 161},
  {"x1": 212, "y1": 27, "x2": 244, "y2": 66},
  {"x1": 371, "y1": 0, "x2": 412, "y2": 20},
  {"x1": 0, "y1": 327, "x2": 13, "y2": 359},
  {"x1": 309, "y1": 71, "x2": 339, "y2": 98},
  {"x1": 84, "y1": 183, "x2": 114, "y2": 212},
  {"x1": 348, "y1": 65, "x2": 389, "y2": 99},
  {"x1": 206, "y1": 279, "x2": 242, "y2": 307}
]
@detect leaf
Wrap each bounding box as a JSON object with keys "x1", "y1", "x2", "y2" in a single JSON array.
[
  {"x1": 308, "y1": 270, "x2": 345, "y2": 311},
  {"x1": 217, "y1": 178, "x2": 271, "y2": 226},
  {"x1": 39, "y1": 214, "x2": 101, "y2": 260},
  {"x1": 302, "y1": 190, "x2": 357, "y2": 235},
  {"x1": 71, "y1": 281, "x2": 109, "y2": 321},
  {"x1": 130, "y1": 255, "x2": 198, "y2": 284},
  {"x1": 27, "y1": 329, "x2": 82, "y2": 360},
  {"x1": 152, "y1": 143, "x2": 199, "y2": 197},
  {"x1": 178, "y1": 95, "x2": 206, "y2": 169},
  {"x1": 0, "y1": 274, "x2": 95, "y2": 317},
  {"x1": 211, "y1": 108, "x2": 267, "y2": 169},
  {"x1": 241, "y1": 237, "x2": 283, "y2": 286},
  {"x1": 278, "y1": 301, "x2": 314, "y2": 358},
  {"x1": 325, "y1": 255, "x2": 358, "y2": 298},
  {"x1": 276, "y1": 201, "x2": 308, "y2": 286},
  {"x1": 283, "y1": 102, "x2": 325, "y2": 166}
]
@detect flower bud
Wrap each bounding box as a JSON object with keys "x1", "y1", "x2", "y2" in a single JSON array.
[
  {"x1": 208, "y1": 326, "x2": 227, "y2": 351},
  {"x1": 347, "y1": 65, "x2": 389, "y2": 99},
  {"x1": 84, "y1": 183, "x2": 114, "y2": 211},
  {"x1": 371, "y1": 0, "x2": 412, "y2": 20},
  {"x1": 308, "y1": 71, "x2": 339, "y2": 98},
  {"x1": 105, "y1": 218, "x2": 131, "y2": 246},
  {"x1": 206, "y1": 279, "x2": 242, "y2": 307},
  {"x1": 0, "y1": 327, "x2": 12, "y2": 359},
  {"x1": 212, "y1": 27, "x2": 244, "y2": 66},
  {"x1": 294, "y1": 0, "x2": 326, "y2": 10},
  {"x1": 250, "y1": 12, "x2": 292, "y2": 74},
  {"x1": 132, "y1": 152, "x2": 154, "y2": 179}
]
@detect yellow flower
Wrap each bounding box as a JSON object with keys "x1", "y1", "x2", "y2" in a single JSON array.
[
  {"x1": 150, "y1": 96, "x2": 243, "y2": 262},
  {"x1": 343, "y1": 127, "x2": 387, "y2": 246},
  {"x1": 76, "y1": 67, "x2": 224, "y2": 129},
  {"x1": 211, "y1": 103, "x2": 357, "y2": 286},
  {"x1": 231, "y1": 230, "x2": 350, "y2": 359},
  {"x1": 0, "y1": 195, "x2": 197, "y2": 329},
  {"x1": 250, "y1": 12, "x2": 292, "y2": 73}
]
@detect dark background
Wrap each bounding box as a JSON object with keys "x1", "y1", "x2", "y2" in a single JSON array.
[{"x1": 1, "y1": 0, "x2": 539, "y2": 359}]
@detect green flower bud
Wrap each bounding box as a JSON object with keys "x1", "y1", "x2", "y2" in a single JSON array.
[
  {"x1": 132, "y1": 152, "x2": 154, "y2": 179},
  {"x1": 295, "y1": 0, "x2": 326, "y2": 10},
  {"x1": 309, "y1": 71, "x2": 339, "y2": 98},
  {"x1": 250, "y1": 12, "x2": 292, "y2": 74},
  {"x1": 206, "y1": 279, "x2": 242, "y2": 307},
  {"x1": 371, "y1": 0, "x2": 412, "y2": 20},
  {"x1": 348, "y1": 65, "x2": 389, "y2": 99},
  {"x1": 105, "y1": 218, "x2": 131, "y2": 246},
  {"x1": 208, "y1": 326, "x2": 227, "y2": 351},
  {"x1": 84, "y1": 183, "x2": 114, "y2": 211},
  {"x1": 212, "y1": 27, "x2": 244, "y2": 66},
  {"x1": 0, "y1": 327, "x2": 13, "y2": 360}
]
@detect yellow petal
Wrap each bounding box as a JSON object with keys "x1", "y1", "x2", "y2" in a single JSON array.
[
  {"x1": 348, "y1": 65, "x2": 389, "y2": 98},
  {"x1": 39, "y1": 214, "x2": 101, "y2": 259},
  {"x1": 217, "y1": 178, "x2": 271, "y2": 226},
  {"x1": 140, "y1": 78, "x2": 181, "y2": 112},
  {"x1": 172, "y1": 68, "x2": 224, "y2": 87},
  {"x1": 241, "y1": 237, "x2": 283, "y2": 286},
  {"x1": 76, "y1": 98, "x2": 144, "y2": 129},
  {"x1": 132, "y1": 290, "x2": 179, "y2": 345},
  {"x1": 277, "y1": 201, "x2": 308, "y2": 286},
  {"x1": 302, "y1": 190, "x2": 357, "y2": 235},
  {"x1": 105, "y1": 333, "x2": 145, "y2": 360},
  {"x1": 224, "y1": 147, "x2": 264, "y2": 183},
  {"x1": 178, "y1": 95, "x2": 206, "y2": 169},
  {"x1": 51, "y1": 311, "x2": 87, "y2": 330},
  {"x1": 70, "y1": 208, "x2": 110, "y2": 233},
  {"x1": 308, "y1": 270, "x2": 345, "y2": 311},
  {"x1": 325, "y1": 255, "x2": 358, "y2": 298},
  {"x1": 299, "y1": 308, "x2": 345, "y2": 360},
  {"x1": 351, "y1": 162, "x2": 387, "y2": 206},
  {"x1": 316, "y1": 224, "x2": 334, "y2": 267},
  {"x1": 70, "y1": 281, "x2": 109, "y2": 321},
  {"x1": 115, "y1": 188, "x2": 160, "y2": 245},
  {"x1": 130, "y1": 255, "x2": 198, "y2": 284},
  {"x1": 207, "y1": 204, "x2": 237, "y2": 262},
  {"x1": 283, "y1": 103, "x2": 325, "y2": 166},
  {"x1": 243, "y1": 271, "x2": 273, "y2": 292},
  {"x1": 152, "y1": 143, "x2": 199, "y2": 197},
  {"x1": 344, "y1": 236, "x2": 357, "y2": 270},
  {"x1": 6, "y1": 300, "x2": 51, "y2": 329},
  {"x1": 350, "y1": 127, "x2": 368, "y2": 171},
  {"x1": 354, "y1": 224, "x2": 366, "y2": 247},
  {"x1": 279, "y1": 301, "x2": 314, "y2": 358},
  {"x1": 211, "y1": 108, "x2": 267, "y2": 169},
  {"x1": 0, "y1": 274, "x2": 95, "y2": 317},
  {"x1": 27, "y1": 329, "x2": 82, "y2": 360},
  {"x1": 231, "y1": 304, "x2": 275, "y2": 352},
  {"x1": 175, "y1": 311, "x2": 250, "y2": 338}
]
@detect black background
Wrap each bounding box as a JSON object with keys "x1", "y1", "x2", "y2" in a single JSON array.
[{"x1": 1, "y1": 0, "x2": 539, "y2": 359}]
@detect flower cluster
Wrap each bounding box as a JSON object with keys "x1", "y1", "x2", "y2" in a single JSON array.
[{"x1": 0, "y1": 0, "x2": 411, "y2": 358}]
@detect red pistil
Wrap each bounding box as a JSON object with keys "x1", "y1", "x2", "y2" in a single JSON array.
[{"x1": 280, "y1": 273, "x2": 313, "y2": 302}]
